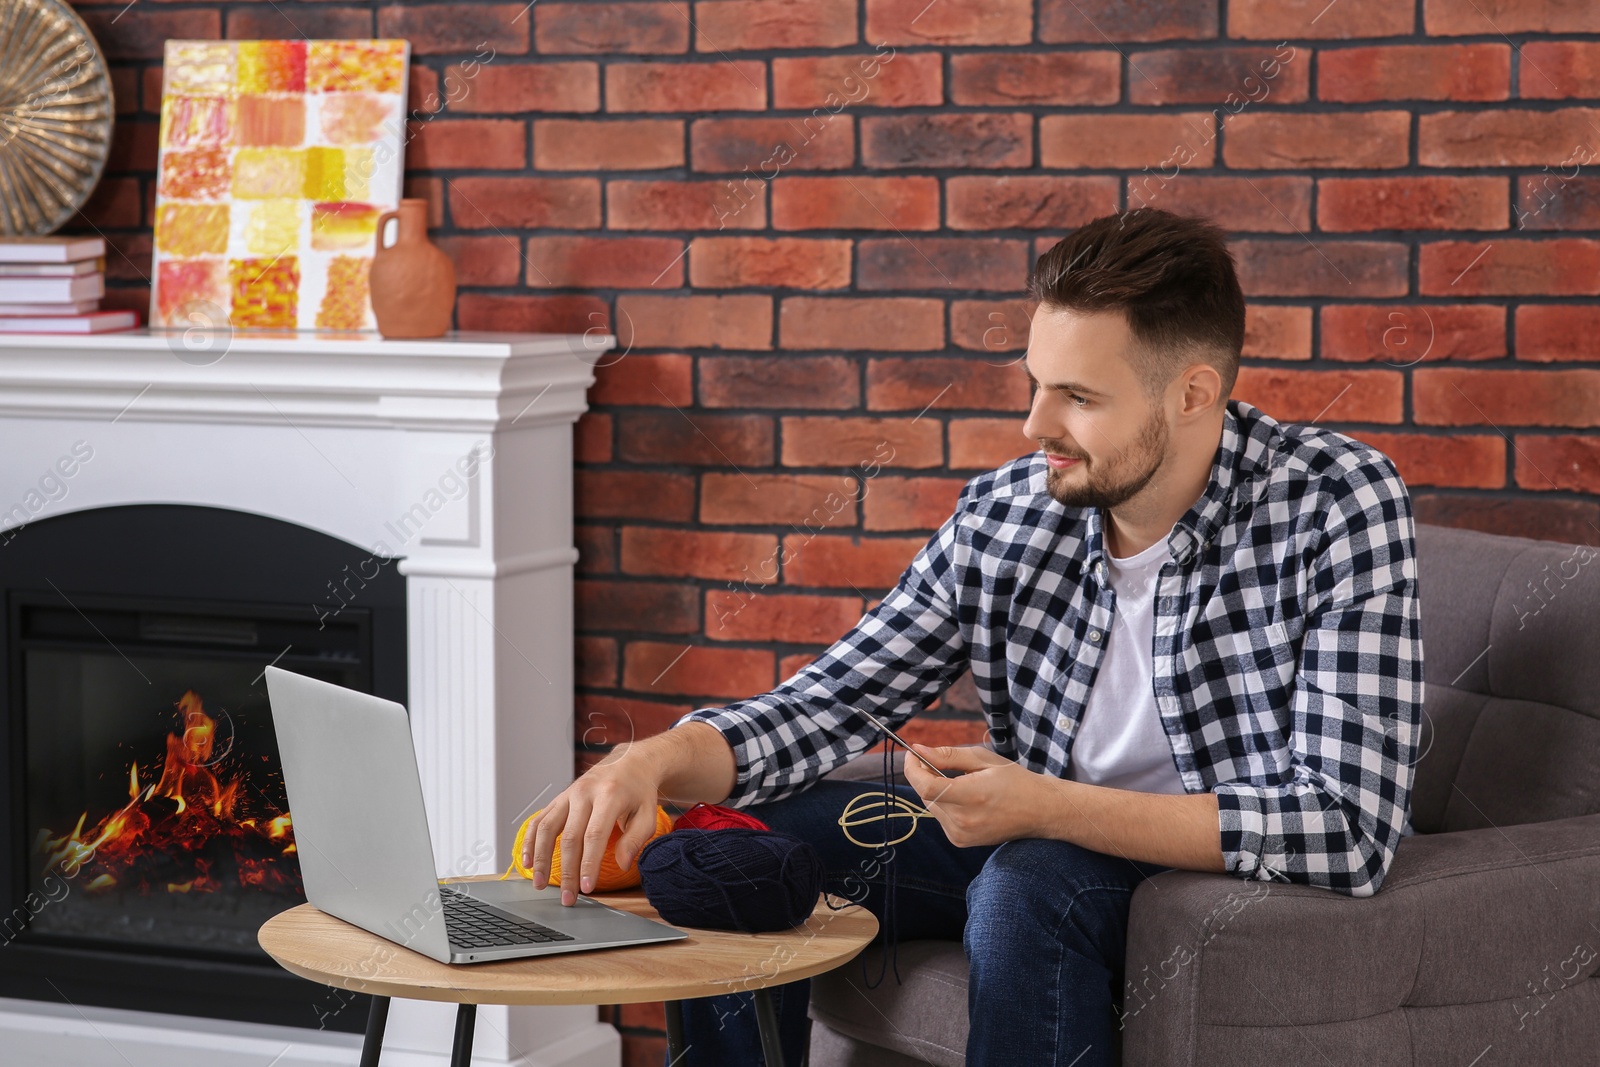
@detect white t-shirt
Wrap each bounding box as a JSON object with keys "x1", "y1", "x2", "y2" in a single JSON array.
[{"x1": 1065, "y1": 527, "x2": 1190, "y2": 795}]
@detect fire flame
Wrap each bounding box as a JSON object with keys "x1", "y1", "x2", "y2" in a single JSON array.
[{"x1": 35, "y1": 690, "x2": 298, "y2": 895}]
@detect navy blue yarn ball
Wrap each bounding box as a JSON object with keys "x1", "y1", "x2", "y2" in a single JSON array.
[{"x1": 636, "y1": 828, "x2": 825, "y2": 933}]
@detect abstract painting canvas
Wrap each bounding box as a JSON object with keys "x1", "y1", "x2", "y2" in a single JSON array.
[{"x1": 150, "y1": 39, "x2": 409, "y2": 331}]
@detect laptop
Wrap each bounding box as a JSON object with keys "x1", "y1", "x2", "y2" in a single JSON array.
[{"x1": 264, "y1": 666, "x2": 686, "y2": 964}]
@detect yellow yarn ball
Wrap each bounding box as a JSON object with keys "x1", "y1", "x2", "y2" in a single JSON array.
[{"x1": 504, "y1": 805, "x2": 674, "y2": 891}]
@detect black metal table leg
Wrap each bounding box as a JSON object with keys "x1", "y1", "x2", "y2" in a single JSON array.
[
  {"x1": 359, "y1": 995, "x2": 390, "y2": 1067},
  {"x1": 664, "y1": 999, "x2": 687, "y2": 1063},
  {"x1": 753, "y1": 987, "x2": 785, "y2": 1067},
  {"x1": 451, "y1": 1003, "x2": 477, "y2": 1067}
]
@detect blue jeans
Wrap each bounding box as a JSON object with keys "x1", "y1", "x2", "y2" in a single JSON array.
[{"x1": 670, "y1": 778, "x2": 1172, "y2": 1067}]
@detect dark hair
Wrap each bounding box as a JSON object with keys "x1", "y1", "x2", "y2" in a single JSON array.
[{"x1": 1027, "y1": 208, "x2": 1245, "y2": 401}]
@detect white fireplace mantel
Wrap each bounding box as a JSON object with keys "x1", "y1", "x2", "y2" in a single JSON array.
[{"x1": 0, "y1": 329, "x2": 619, "y2": 1067}]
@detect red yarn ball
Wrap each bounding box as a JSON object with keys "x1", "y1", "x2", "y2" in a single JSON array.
[{"x1": 673, "y1": 802, "x2": 769, "y2": 832}]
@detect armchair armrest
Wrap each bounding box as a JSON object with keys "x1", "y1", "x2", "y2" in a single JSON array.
[{"x1": 1120, "y1": 812, "x2": 1600, "y2": 1067}]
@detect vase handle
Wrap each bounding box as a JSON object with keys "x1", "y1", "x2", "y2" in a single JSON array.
[{"x1": 375, "y1": 210, "x2": 400, "y2": 252}]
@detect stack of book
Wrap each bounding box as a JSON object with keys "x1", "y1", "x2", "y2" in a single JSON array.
[{"x1": 0, "y1": 236, "x2": 140, "y2": 334}]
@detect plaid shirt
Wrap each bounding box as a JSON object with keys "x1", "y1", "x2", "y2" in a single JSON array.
[{"x1": 674, "y1": 398, "x2": 1424, "y2": 897}]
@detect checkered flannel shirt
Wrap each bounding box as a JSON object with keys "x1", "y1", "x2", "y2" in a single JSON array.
[{"x1": 673, "y1": 397, "x2": 1424, "y2": 897}]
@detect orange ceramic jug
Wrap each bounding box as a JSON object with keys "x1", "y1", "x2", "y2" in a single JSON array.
[{"x1": 369, "y1": 198, "x2": 456, "y2": 338}]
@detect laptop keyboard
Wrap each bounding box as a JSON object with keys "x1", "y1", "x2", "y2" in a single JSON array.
[{"x1": 439, "y1": 885, "x2": 576, "y2": 948}]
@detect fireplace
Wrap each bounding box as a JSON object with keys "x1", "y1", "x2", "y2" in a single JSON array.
[{"x1": 1, "y1": 503, "x2": 405, "y2": 1033}]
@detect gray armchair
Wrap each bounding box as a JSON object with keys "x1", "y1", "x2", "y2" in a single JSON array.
[{"x1": 807, "y1": 522, "x2": 1600, "y2": 1066}]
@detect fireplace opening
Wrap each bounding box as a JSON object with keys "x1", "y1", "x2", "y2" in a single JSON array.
[{"x1": 0, "y1": 504, "x2": 406, "y2": 1032}]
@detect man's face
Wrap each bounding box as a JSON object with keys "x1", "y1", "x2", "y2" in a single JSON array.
[{"x1": 1020, "y1": 305, "x2": 1170, "y2": 510}]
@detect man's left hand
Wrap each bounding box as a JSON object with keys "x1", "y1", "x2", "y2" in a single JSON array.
[{"x1": 901, "y1": 743, "x2": 1052, "y2": 848}]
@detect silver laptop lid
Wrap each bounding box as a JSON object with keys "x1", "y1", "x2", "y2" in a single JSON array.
[{"x1": 265, "y1": 666, "x2": 453, "y2": 963}]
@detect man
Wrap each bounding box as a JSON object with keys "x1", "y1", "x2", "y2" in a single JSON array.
[{"x1": 523, "y1": 208, "x2": 1424, "y2": 1067}]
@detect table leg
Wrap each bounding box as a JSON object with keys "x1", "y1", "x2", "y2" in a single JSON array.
[
  {"x1": 664, "y1": 999, "x2": 686, "y2": 1063},
  {"x1": 359, "y1": 995, "x2": 390, "y2": 1067},
  {"x1": 451, "y1": 1003, "x2": 477, "y2": 1067},
  {"x1": 753, "y1": 987, "x2": 785, "y2": 1067}
]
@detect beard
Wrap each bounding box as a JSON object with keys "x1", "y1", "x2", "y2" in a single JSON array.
[{"x1": 1041, "y1": 403, "x2": 1169, "y2": 510}]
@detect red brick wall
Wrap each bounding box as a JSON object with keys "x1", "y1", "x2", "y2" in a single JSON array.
[{"x1": 68, "y1": 0, "x2": 1600, "y2": 1053}]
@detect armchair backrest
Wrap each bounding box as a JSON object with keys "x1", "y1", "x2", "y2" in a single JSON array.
[{"x1": 1409, "y1": 521, "x2": 1600, "y2": 834}]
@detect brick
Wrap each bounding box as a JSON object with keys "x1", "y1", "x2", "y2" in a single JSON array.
[
  {"x1": 858, "y1": 238, "x2": 1030, "y2": 292},
  {"x1": 616, "y1": 410, "x2": 774, "y2": 466},
  {"x1": 1419, "y1": 239, "x2": 1600, "y2": 296},
  {"x1": 1229, "y1": 0, "x2": 1412, "y2": 38},
  {"x1": 1318, "y1": 177, "x2": 1509, "y2": 232},
  {"x1": 456, "y1": 293, "x2": 607, "y2": 333},
  {"x1": 1039, "y1": 0, "x2": 1217, "y2": 42},
  {"x1": 1127, "y1": 175, "x2": 1310, "y2": 233},
  {"x1": 443, "y1": 62, "x2": 599, "y2": 113},
  {"x1": 621, "y1": 528, "x2": 780, "y2": 583},
  {"x1": 591, "y1": 354, "x2": 694, "y2": 406},
  {"x1": 1520, "y1": 43, "x2": 1600, "y2": 100},
  {"x1": 76, "y1": 178, "x2": 140, "y2": 229},
  {"x1": 377, "y1": 5, "x2": 529, "y2": 55},
  {"x1": 1225, "y1": 112, "x2": 1410, "y2": 169},
  {"x1": 575, "y1": 696, "x2": 694, "y2": 746},
  {"x1": 774, "y1": 52, "x2": 942, "y2": 109},
  {"x1": 1040, "y1": 113, "x2": 1216, "y2": 169},
  {"x1": 1424, "y1": 0, "x2": 1600, "y2": 35},
  {"x1": 780, "y1": 297, "x2": 944, "y2": 351},
  {"x1": 107, "y1": 119, "x2": 159, "y2": 172},
  {"x1": 101, "y1": 288, "x2": 151, "y2": 316},
  {"x1": 577, "y1": 471, "x2": 695, "y2": 521},
  {"x1": 1516, "y1": 306, "x2": 1600, "y2": 362},
  {"x1": 449, "y1": 177, "x2": 600, "y2": 228},
  {"x1": 622, "y1": 1033, "x2": 669, "y2": 1067},
  {"x1": 623, "y1": 642, "x2": 774, "y2": 699},
  {"x1": 1319, "y1": 44, "x2": 1509, "y2": 103},
  {"x1": 949, "y1": 417, "x2": 1034, "y2": 470},
  {"x1": 112, "y1": 69, "x2": 138, "y2": 116},
  {"x1": 228, "y1": 6, "x2": 371, "y2": 39},
  {"x1": 782, "y1": 417, "x2": 943, "y2": 468},
  {"x1": 864, "y1": 476, "x2": 967, "y2": 531},
  {"x1": 946, "y1": 176, "x2": 1120, "y2": 231},
  {"x1": 1129, "y1": 47, "x2": 1308, "y2": 105},
  {"x1": 405, "y1": 177, "x2": 445, "y2": 227},
  {"x1": 696, "y1": 0, "x2": 857, "y2": 49},
  {"x1": 576, "y1": 525, "x2": 616, "y2": 574},
  {"x1": 535, "y1": 3, "x2": 688, "y2": 53},
  {"x1": 609, "y1": 179, "x2": 766, "y2": 231},
  {"x1": 429, "y1": 236, "x2": 520, "y2": 287},
  {"x1": 778, "y1": 652, "x2": 818, "y2": 679},
  {"x1": 867, "y1": 358, "x2": 1032, "y2": 412},
  {"x1": 607, "y1": 60, "x2": 766, "y2": 112},
  {"x1": 142, "y1": 66, "x2": 164, "y2": 112},
  {"x1": 951, "y1": 299, "x2": 1035, "y2": 352},
  {"x1": 706, "y1": 591, "x2": 863, "y2": 643},
  {"x1": 1321, "y1": 305, "x2": 1506, "y2": 363},
  {"x1": 772, "y1": 176, "x2": 940, "y2": 231},
  {"x1": 699, "y1": 356, "x2": 861, "y2": 409},
  {"x1": 1243, "y1": 305, "x2": 1312, "y2": 360},
  {"x1": 701, "y1": 473, "x2": 862, "y2": 527},
  {"x1": 862, "y1": 114, "x2": 1032, "y2": 169},
  {"x1": 1232, "y1": 241, "x2": 1409, "y2": 298},
  {"x1": 526, "y1": 236, "x2": 685, "y2": 288},
  {"x1": 1419, "y1": 109, "x2": 1600, "y2": 167},
  {"x1": 1344, "y1": 432, "x2": 1505, "y2": 489},
  {"x1": 1517, "y1": 176, "x2": 1600, "y2": 232},
  {"x1": 1514, "y1": 436, "x2": 1600, "y2": 493},
  {"x1": 949, "y1": 52, "x2": 1119, "y2": 106},
  {"x1": 616, "y1": 294, "x2": 773, "y2": 349},
  {"x1": 577, "y1": 579, "x2": 699, "y2": 634},
  {"x1": 575, "y1": 413, "x2": 612, "y2": 462},
  {"x1": 691, "y1": 116, "x2": 854, "y2": 173},
  {"x1": 78, "y1": 9, "x2": 219, "y2": 60},
  {"x1": 1414, "y1": 369, "x2": 1600, "y2": 427},
  {"x1": 535, "y1": 118, "x2": 682, "y2": 170},
  {"x1": 782, "y1": 535, "x2": 925, "y2": 588},
  {"x1": 408, "y1": 119, "x2": 526, "y2": 170},
  {"x1": 866, "y1": 0, "x2": 1031, "y2": 46},
  {"x1": 102, "y1": 234, "x2": 152, "y2": 283},
  {"x1": 1412, "y1": 494, "x2": 1600, "y2": 544},
  {"x1": 576, "y1": 636, "x2": 617, "y2": 688},
  {"x1": 1233, "y1": 368, "x2": 1404, "y2": 423},
  {"x1": 689, "y1": 237, "x2": 851, "y2": 289},
  {"x1": 410, "y1": 67, "x2": 443, "y2": 117}
]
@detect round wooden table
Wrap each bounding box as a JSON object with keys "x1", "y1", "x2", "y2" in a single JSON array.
[{"x1": 258, "y1": 874, "x2": 879, "y2": 1067}]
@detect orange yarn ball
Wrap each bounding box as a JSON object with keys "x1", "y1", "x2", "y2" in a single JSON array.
[{"x1": 506, "y1": 805, "x2": 673, "y2": 891}]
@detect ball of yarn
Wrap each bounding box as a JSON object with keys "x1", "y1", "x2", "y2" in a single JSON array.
[
  {"x1": 506, "y1": 805, "x2": 673, "y2": 891},
  {"x1": 672, "y1": 802, "x2": 770, "y2": 832},
  {"x1": 636, "y1": 828, "x2": 824, "y2": 933}
]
